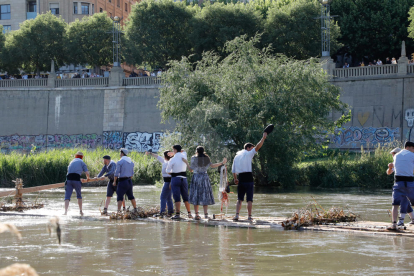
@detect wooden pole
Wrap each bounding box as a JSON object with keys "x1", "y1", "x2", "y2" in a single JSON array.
[{"x1": 0, "y1": 182, "x2": 65, "y2": 198}]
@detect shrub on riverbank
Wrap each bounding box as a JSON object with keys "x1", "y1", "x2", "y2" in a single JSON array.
[
  {"x1": 296, "y1": 146, "x2": 395, "y2": 189},
  {"x1": 0, "y1": 148, "x2": 162, "y2": 188}
]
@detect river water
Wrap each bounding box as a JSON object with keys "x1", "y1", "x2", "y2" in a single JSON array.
[{"x1": 1, "y1": 186, "x2": 414, "y2": 275}]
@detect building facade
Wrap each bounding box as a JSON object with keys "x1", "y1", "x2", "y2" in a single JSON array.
[{"x1": 0, "y1": 0, "x2": 137, "y2": 32}]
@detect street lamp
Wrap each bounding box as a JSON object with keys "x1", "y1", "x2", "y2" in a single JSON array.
[
  {"x1": 110, "y1": 16, "x2": 123, "y2": 67},
  {"x1": 319, "y1": 0, "x2": 333, "y2": 57}
]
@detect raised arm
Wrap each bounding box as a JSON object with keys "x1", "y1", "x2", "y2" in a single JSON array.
[
  {"x1": 210, "y1": 158, "x2": 227, "y2": 168},
  {"x1": 254, "y1": 132, "x2": 268, "y2": 152},
  {"x1": 182, "y1": 158, "x2": 192, "y2": 172},
  {"x1": 386, "y1": 163, "x2": 394, "y2": 175}
]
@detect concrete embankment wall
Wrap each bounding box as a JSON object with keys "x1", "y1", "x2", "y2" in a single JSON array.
[
  {"x1": 0, "y1": 86, "x2": 173, "y2": 152},
  {"x1": 330, "y1": 75, "x2": 414, "y2": 149}
]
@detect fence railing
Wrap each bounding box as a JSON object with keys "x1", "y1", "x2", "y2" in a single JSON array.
[
  {"x1": 55, "y1": 77, "x2": 109, "y2": 88},
  {"x1": 333, "y1": 64, "x2": 398, "y2": 78},
  {"x1": 0, "y1": 79, "x2": 47, "y2": 88},
  {"x1": 408, "y1": 64, "x2": 414, "y2": 74},
  {"x1": 123, "y1": 76, "x2": 162, "y2": 86}
]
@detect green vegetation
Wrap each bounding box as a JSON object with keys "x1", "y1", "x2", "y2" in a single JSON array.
[
  {"x1": 158, "y1": 35, "x2": 349, "y2": 186},
  {"x1": 0, "y1": 148, "x2": 161, "y2": 188},
  {"x1": 295, "y1": 146, "x2": 395, "y2": 189}
]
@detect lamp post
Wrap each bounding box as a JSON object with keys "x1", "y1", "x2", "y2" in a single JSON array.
[
  {"x1": 319, "y1": 0, "x2": 333, "y2": 58},
  {"x1": 110, "y1": 16, "x2": 123, "y2": 67}
]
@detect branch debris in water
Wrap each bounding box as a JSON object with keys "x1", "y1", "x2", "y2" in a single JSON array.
[{"x1": 109, "y1": 206, "x2": 160, "y2": 220}]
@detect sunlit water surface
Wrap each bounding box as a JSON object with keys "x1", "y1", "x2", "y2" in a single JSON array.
[{"x1": 1, "y1": 186, "x2": 414, "y2": 275}]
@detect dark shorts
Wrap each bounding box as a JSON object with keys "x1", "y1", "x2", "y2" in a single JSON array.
[
  {"x1": 237, "y1": 182, "x2": 254, "y2": 202},
  {"x1": 392, "y1": 181, "x2": 414, "y2": 206},
  {"x1": 106, "y1": 180, "x2": 116, "y2": 197},
  {"x1": 116, "y1": 178, "x2": 135, "y2": 202},
  {"x1": 64, "y1": 180, "x2": 82, "y2": 200},
  {"x1": 171, "y1": 177, "x2": 189, "y2": 203}
]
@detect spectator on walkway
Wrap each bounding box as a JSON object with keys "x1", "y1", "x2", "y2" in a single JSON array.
[
  {"x1": 157, "y1": 70, "x2": 162, "y2": 77},
  {"x1": 377, "y1": 59, "x2": 383, "y2": 65},
  {"x1": 392, "y1": 57, "x2": 397, "y2": 64},
  {"x1": 386, "y1": 57, "x2": 391, "y2": 64},
  {"x1": 343, "y1": 62, "x2": 349, "y2": 68}
]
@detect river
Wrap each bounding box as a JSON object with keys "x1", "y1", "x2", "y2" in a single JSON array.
[{"x1": 1, "y1": 186, "x2": 413, "y2": 275}]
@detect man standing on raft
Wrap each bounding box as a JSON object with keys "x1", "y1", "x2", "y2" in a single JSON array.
[
  {"x1": 232, "y1": 125, "x2": 272, "y2": 221},
  {"x1": 114, "y1": 148, "x2": 137, "y2": 213},
  {"x1": 388, "y1": 141, "x2": 414, "y2": 230},
  {"x1": 64, "y1": 151, "x2": 90, "y2": 216}
]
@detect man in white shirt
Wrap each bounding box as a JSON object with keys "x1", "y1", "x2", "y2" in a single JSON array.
[
  {"x1": 232, "y1": 132, "x2": 267, "y2": 221},
  {"x1": 166, "y1": 145, "x2": 192, "y2": 219},
  {"x1": 388, "y1": 141, "x2": 414, "y2": 230}
]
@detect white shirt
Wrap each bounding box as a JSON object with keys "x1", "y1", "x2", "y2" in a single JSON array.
[
  {"x1": 166, "y1": 152, "x2": 187, "y2": 174},
  {"x1": 394, "y1": 149, "x2": 414, "y2": 177},
  {"x1": 156, "y1": 156, "x2": 170, "y2": 177},
  {"x1": 232, "y1": 148, "x2": 256, "y2": 174}
]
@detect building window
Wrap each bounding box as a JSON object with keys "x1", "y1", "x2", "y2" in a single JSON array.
[
  {"x1": 81, "y1": 3, "x2": 89, "y2": 14},
  {"x1": 125, "y1": 3, "x2": 128, "y2": 12},
  {"x1": 74, "y1": 2, "x2": 78, "y2": 14},
  {"x1": 100, "y1": 7, "x2": 103, "y2": 12},
  {"x1": 109, "y1": 0, "x2": 111, "y2": 3},
  {"x1": 117, "y1": 0, "x2": 120, "y2": 7},
  {"x1": 50, "y1": 3, "x2": 59, "y2": 15},
  {"x1": 109, "y1": 12, "x2": 112, "y2": 17},
  {"x1": 92, "y1": 4, "x2": 94, "y2": 14},
  {"x1": 2, "y1": 25, "x2": 11, "y2": 33},
  {"x1": 0, "y1": 5, "x2": 11, "y2": 20},
  {"x1": 27, "y1": 1, "x2": 37, "y2": 13}
]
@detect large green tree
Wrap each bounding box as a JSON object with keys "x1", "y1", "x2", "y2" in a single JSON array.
[
  {"x1": 66, "y1": 13, "x2": 113, "y2": 67},
  {"x1": 2, "y1": 12, "x2": 67, "y2": 75},
  {"x1": 191, "y1": 3, "x2": 263, "y2": 60},
  {"x1": 124, "y1": 0, "x2": 194, "y2": 68},
  {"x1": 264, "y1": 0, "x2": 342, "y2": 60},
  {"x1": 158, "y1": 35, "x2": 348, "y2": 186},
  {"x1": 332, "y1": 0, "x2": 414, "y2": 61}
]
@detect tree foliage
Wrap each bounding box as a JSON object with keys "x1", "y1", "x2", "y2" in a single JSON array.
[
  {"x1": 67, "y1": 13, "x2": 113, "y2": 67},
  {"x1": 2, "y1": 12, "x2": 67, "y2": 74},
  {"x1": 264, "y1": 0, "x2": 342, "y2": 60},
  {"x1": 124, "y1": 0, "x2": 194, "y2": 68},
  {"x1": 332, "y1": 0, "x2": 414, "y2": 60},
  {"x1": 158, "y1": 35, "x2": 348, "y2": 186},
  {"x1": 191, "y1": 3, "x2": 263, "y2": 60}
]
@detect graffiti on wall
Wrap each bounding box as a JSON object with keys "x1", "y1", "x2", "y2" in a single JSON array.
[
  {"x1": 123, "y1": 132, "x2": 162, "y2": 152},
  {"x1": 332, "y1": 127, "x2": 399, "y2": 147},
  {"x1": 0, "y1": 131, "x2": 163, "y2": 152},
  {"x1": 103, "y1": 131, "x2": 123, "y2": 150}
]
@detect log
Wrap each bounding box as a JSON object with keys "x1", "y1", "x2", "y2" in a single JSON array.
[{"x1": 0, "y1": 183, "x2": 65, "y2": 198}]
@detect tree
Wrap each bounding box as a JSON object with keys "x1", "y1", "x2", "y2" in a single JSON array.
[
  {"x1": 158, "y1": 35, "x2": 349, "y2": 186},
  {"x1": 332, "y1": 0, "x2": 414, "y2": 61},
  {"x1": 191, "y1": 2, "x2": 263, "y2": 60},
  {"x1": 2, "y1": 12, "x2": 67, "y2": 75},
  {"x1": 264, "y1": 0, "x2": 342, "y2": 60},
  {"x1": 67, "y1": 13, "x2": 113, "y2": 68},
  {"x1": 124, "y1": 0, "x2": 194, "y2": 68},
  {"x1": 0, "y1": 26, "x2": 5, "y2": 70}
]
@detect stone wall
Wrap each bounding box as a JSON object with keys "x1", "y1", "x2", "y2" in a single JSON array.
[{"x1": 0, "y1": 86, "x2": 173, "y2": 152}]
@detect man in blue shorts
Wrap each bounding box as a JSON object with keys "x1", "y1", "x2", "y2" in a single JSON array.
[
  {"x1": 64, "y1": 151, "x2": 90, "y2": 216},
  {"x1": 232, "y1": 132, "x2": 267, "y2": 221},
  {"x1": 114, "y1": 148, "x2": 137, "y2": 212},
  {"x1": 388, "y1": 141, "x2": 414, "y2": 230},
  {"x1": 96, "y1": 155, "x2": 125, "y2": 214}
]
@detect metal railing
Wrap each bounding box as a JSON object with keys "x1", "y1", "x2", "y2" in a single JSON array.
[
  {"x1": 55, "y1": 77, "x2": 109, "y2": 88},
  {"x1": 333, "y1": 64, "x2": 398, "y2": 78},
  {"x1": 0, "y1": 78, "x2": 47, "y2": 88},
  {"x1": 123, "y1": 76, "x2": 162, "y2": 86}
]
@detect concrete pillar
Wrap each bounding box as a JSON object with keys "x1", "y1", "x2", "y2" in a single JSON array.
[
  {"x1": 321, "y1": 56, "x2": 335, "y2": 79},
  {"x1": 103, "y1": 88, "x2": 125, "y2": 132},
  {"x1": 398, "y1": 41, "x2": 409, "y2": 75},
  {"x1": 109, "y1": 66, "x2": 124, "y2": 87},
  {"x1": 48, "y1": 60, "x2": 56, "y2": 88},
  {"x1": 77, "y1": 2, "x2": 82, "y2": 14}
]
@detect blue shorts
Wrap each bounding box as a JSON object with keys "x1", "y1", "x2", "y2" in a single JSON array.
[
  {"x1": 237, "y1": 182, "x2": 254, "y2": 202},
  {"x1": 392, "y1": 181, "x2": 414, "y2": 206},
  {"x1": 116, "y1": 178, "x2": 135, "y2": 202},
  {"x1": 400, "y1": 196, "x2": 413, "y2": 214},
  {"x1": 64, "y1": 180, "x2": 82, "y2": 200},
  {"x1": 106, "y1": 180, "x2": 116, "y2": 197},
  {"x1": 171, "y1": 177, "x2": 189, "y2": 203}
]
